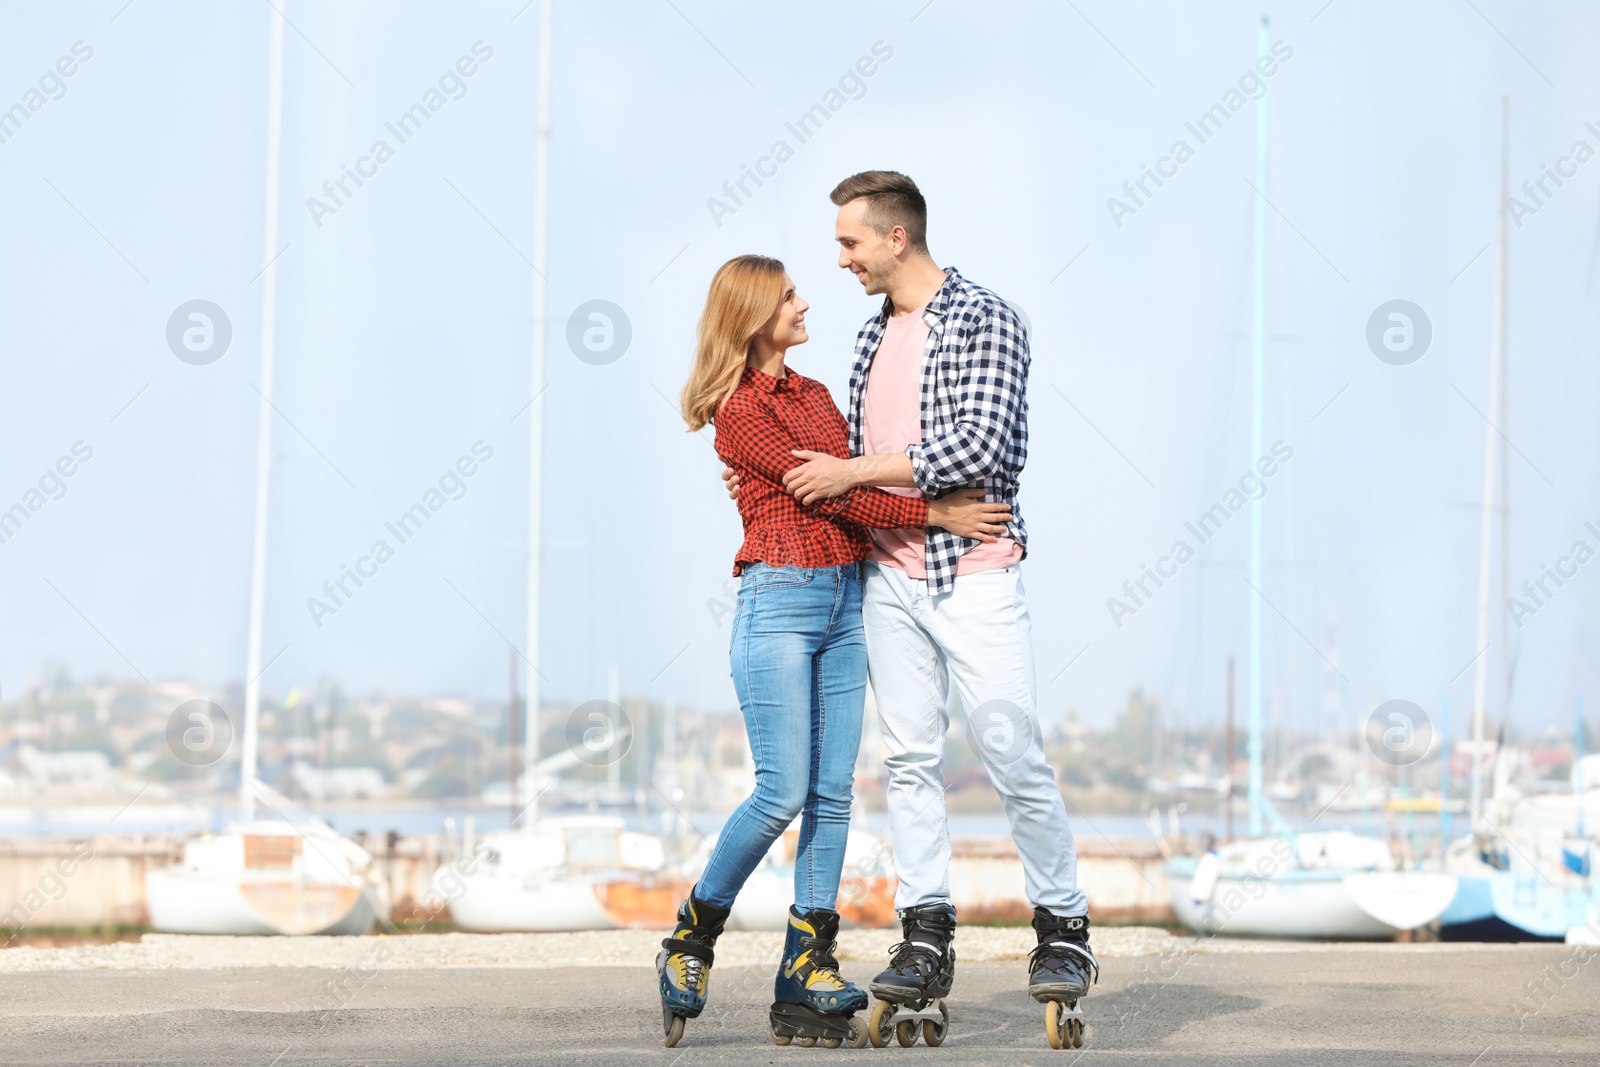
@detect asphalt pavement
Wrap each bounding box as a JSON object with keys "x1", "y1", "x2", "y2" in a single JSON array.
[{"x1": 1, "y1": 943, "x2": 1595, "y2": 1065}]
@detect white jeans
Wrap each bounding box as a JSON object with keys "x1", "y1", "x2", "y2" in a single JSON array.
[{"x1": 863, "y1": 560, "x2": 1087, "y2": 916}]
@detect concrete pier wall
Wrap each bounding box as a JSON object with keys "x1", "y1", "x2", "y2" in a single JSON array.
[{"x1": 0, "y1": 833, "x2": 1173, "y2": 937}]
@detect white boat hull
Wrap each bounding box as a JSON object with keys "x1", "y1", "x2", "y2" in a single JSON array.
[
  {"x1": 448, "y1": 874, "x2": 618, "y2": 932},
  {"x1": 146, "y1": 820, "x2": 385, "y2": 936},
  {"x1": 726, "y1": 868, "x2": 792, "y2": 931},
  {"x1": 146, "y1": 868, "x2": 381, "y2": 935},
  {"x1": 1170, "y1": 866, "x2": 1397, "y2": 939},
  {"x1": 1168, "y1": 834, "x2": 1456, "y2": 939},
  {"x1": 1344, "y1": 872, "x2": 1460, "y2": 931},
  {"x1": 446, "y1": 819, "x2": 691, "y2": 932},
  {"x1": 445, "y1": 821, "x2": 895, "y2": 933}
]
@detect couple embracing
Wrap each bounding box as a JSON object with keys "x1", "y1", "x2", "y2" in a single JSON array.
[{"x1": 661, "y1": 171, "x2": 1095, "y2": 1050}]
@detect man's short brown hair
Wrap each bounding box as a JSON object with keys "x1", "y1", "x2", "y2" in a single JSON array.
[{"x1": 829, "y1": 170, "x2": 928, "y2": 253}]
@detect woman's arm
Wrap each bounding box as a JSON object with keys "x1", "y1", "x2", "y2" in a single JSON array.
[
  {"x1": 715, "y1": 395, "x2": 929, "y2": 529},
  {"x1": 716, "y1": 400, "x2": 1013, "y2": 538}
]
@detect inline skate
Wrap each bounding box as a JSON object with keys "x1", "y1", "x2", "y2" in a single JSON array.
[
  {"x1": 768, "y1": 906, "x2": 869, "y2": 1048},
  {"x1": 1029, "y1": 907, "x2": 1097, "y2": 1050},
  {"x1": 656, "y1": 892, "x2": 731, "y2": 1047},
  {"x1": 866, "y1": 902, "x2": 956, "y2": 1047}
]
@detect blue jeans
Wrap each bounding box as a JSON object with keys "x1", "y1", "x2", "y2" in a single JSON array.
[{"x1": 694, "y1": 562, "x2": 867, "y2": 912}]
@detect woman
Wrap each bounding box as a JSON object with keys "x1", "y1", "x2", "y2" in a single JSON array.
[{"x1": 659, "y1": 255, "x2": 1011, "y2": 1048}]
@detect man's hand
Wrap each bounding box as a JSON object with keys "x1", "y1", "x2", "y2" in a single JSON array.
[
  {"x1": 783, "y1": 451, "x2": 857, "y2": 505},
  {"x1": 721, "y1": 465, "x2": 741, "y2": 501},
  {"x1": 927, "y1": 489, "x2": 1012, "y2": 542}
]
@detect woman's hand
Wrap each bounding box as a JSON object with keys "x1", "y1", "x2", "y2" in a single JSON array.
[
  {"x1": 722, "y1": 465, "x2": 741, "y2": 500},
  {"x1": 927, "y1": 489, "x2": 1013, "y2": 542}
]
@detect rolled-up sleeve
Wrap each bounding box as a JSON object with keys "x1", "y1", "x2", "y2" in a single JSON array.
[{"x1": 904, "y1": 301, "x2": 1029, "y2": 495}]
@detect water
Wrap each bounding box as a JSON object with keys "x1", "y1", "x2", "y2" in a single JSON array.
[{"x1": 2, "y1": 798, "x2": 1457, "y2": 845}]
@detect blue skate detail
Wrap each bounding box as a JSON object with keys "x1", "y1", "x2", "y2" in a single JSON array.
[
  {"x1": 773, "y1": 907, "x2": 867, "y2": 1014},
  {"x1": 658, "y1": 895, "x2": 728, "y2": 1021}
]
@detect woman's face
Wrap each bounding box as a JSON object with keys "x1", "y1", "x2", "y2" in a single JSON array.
[{"x1": 757, "y1": 274, "x2": 809, "y2": 352}]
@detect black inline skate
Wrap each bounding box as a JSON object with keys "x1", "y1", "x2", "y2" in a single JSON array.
[
  {"x1": 866, "y1": 902, "x2": 956, "y2": 1047},
  {"x1": 1028, "y1": 907, "x2": 1098, "y2": 1050},
  {"x1": 656, "y1": 892, "x2": 731, "y2": 1047},
  {"x1": 768, "y1": 906, "x2": 869, "y2": 1048}
]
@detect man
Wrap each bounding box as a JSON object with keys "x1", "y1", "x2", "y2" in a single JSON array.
[{"x1": 729, "y1": 170, "x2": 1096, "y2": 1039}]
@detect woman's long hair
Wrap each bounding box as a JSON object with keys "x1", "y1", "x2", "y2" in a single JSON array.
[{"x1": 680, "y1": 255, "x2": 786, "y2": 432}]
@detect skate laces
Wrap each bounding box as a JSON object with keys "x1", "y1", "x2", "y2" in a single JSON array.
[
  {"x1": 662, "y1": 905, "x2": 724, "y2": 998},
  {"x1": 887, "y1": 936, "x2": 945, "y2": 979},
  {"x1": 1030, "y1": 939, "x2": 1098, "y2": 985},
  {"x1": 671, "y1": 952, "x2": 709, "y2": 995},
  {"x1": 887, "y1": 906, "x2": 955, "y2": 979}
]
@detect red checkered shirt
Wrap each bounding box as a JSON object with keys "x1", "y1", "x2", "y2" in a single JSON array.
[{"x1": 716, "y1": 365, "x2": 928, "y2": 575}]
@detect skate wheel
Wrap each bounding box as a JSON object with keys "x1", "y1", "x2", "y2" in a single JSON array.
[
  {"x1": 1045, "y1": 1000, "x2": 1084, "y2": 1050},
  {"x1": 797, "y1": 1035, "x2": 817, "y2": 1048},
  {"x1": 663, "y1": 1011, "x2": 685, "y2": 1049},
  {"x1": 1045, "y1": 1000, "x2": 1063, "y2": 1050},
  {"x1": 770, "y1": 1020, "x2": 792, "y2": 1046},
  {"x1": 845, "y1": 1016, "x2": 870, "y2": 1049},
  {"x1": 922, "y1": 1000, "x2": 950, "y2": 1047},
  {"x1": 896, "y1": 1018, "x2": 919, "y2": 1047},
  {"x1": 822, "y1": 1036, "x2": 842, "y2": 1049},
  {"x1": 868, "y1": 1001, "x2": 897, "y2": 1048}
]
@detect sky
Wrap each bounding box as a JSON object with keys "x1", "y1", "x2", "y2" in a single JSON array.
[{"x1": 3, "y1": 0, "x2": 1600, "y2": 745}]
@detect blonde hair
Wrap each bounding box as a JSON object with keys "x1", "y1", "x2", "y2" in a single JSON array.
[{"x1": 680, "y1": 255, "x2": 786, "y2": 432}]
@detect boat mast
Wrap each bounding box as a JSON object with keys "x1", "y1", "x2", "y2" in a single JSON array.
[
  {"x1": 1575, "y1": 692, "x2": 1585, "y2": 841},
  {"x1": 240, "y1": 3, "x2": 287, "y2": 823},
  {"x1": 1247, "y1": 17, "x2": 1269, "y2": 838},
  {"x1": 1226, "y1": 655, "x2": 1235, "y2": 844},
  {"x1": 1469, "y1": 95, "x2": 1509, "y2": 825},
  {"x1": 523, "y1": 0, "x2": 552, "y2": 827},
  {"x1": 607, "y1": 661, "x2": 621, "y2": 796},
  {"x1": 1497, "y1": 99, "x2": 1514, "y2": 785},
  {"x1": 1439, "y1": 690, "x2": 1452, "y2": 844},
  {"x1": 509, "y1": 645, "x2": 520, "y2": 828}
]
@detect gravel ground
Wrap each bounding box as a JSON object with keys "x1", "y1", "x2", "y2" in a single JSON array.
[{"x1": 0, "y1": 925, "x2": 1322, "y2": 972}]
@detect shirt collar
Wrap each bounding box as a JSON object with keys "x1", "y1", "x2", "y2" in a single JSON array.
[
  {"x1": 742, "y1": 364, "x2": 796, "y2": 393},
  {"x1": 874, "y1": 266, "x2": 963, "y2": 326}
]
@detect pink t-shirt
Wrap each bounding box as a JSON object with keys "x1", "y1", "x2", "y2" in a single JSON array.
[{"x1": 861, "y1": 304, "x2": 1021, "y2": 578}]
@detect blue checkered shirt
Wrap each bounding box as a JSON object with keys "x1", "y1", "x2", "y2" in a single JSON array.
[{"x1": 846, "y1": 267, "x2": 1029, "y2": 596}]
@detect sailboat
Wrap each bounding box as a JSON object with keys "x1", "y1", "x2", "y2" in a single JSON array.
[
  {"x1": 440, "y1": 1, "x2": 690, "y2": 932},
  {"x1": 146, "y1": 4, "x2": 385, "y2": 936},
  {"x1": 1442, "y1": 696, "x2": 1599, "y2": 939},
  {"x1": 1434, "y1": 98, "x2": 1600, "y2": 941},
  {"x1": 1512, "y1": 728, "x2": 1600, "y2": 943},
  {"x1": 1441, "y1": 784, "x2": 1597, "y2": 941},
  {"x1": 1510, "y1": 718, "x2": 1600, "y2": 883},
  {"x1": 448, "y1": 703, "x2": 692, "y2": 933},
  {"x1": 146, "y1": 782, "x2": 386, "y2": 935},
  {"x1": 447, "y1": 812, "x2": 687, "y2": 932},
  {"x1": 1165, "y1": 20, "x2": 1455, "y2": 939}
]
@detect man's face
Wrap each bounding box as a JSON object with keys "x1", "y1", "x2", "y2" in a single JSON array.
[{"x1": 834, "y1": 199, "x2": 898, "y2": 296}]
